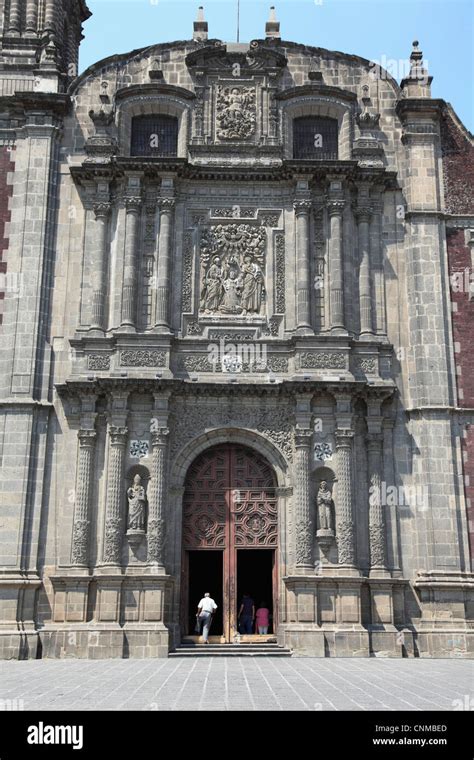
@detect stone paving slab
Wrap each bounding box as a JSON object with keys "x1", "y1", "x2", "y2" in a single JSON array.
[{"x1": 0, "y1": 659, "x2": 472, "y2": 711}]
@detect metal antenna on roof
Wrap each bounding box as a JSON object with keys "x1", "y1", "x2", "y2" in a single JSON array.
[{"x1": 237, "y1": 0, "x2": 240, "y2": 42}]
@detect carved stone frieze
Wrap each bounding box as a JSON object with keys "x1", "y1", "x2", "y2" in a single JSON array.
[
  {"x1": 275, "y1": 233, "x2": 285, "y2": 314},
  {"x1": 181, "y1": 231, "x2": 194, "y2": 313},
  {"x1": 120, "y1": 350, "x2": 166, "y2": 367},
  {"x1": 300, "y1": 352, "x2": 347, "y2": 370},
  {"x1": 88, "y1": 354, "x2": 110, "y2": 371}
]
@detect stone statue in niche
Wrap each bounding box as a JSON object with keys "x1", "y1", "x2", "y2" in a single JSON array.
[
  {"x1": 316, "y1": 480, "x2": 335, "y2": 538},
  {"x1": 216, "y1": 86, "x2": 256, "y2": 140},
  {"x1": 199, "y1": 224, "x2": 266, "y2": 316},
  {"x1": 126, "y1": 474, "x2": 147, "y2": 545}
]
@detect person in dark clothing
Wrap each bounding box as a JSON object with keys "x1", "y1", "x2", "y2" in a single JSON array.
[{"x1": 238, "y1": 592, "x2": 255, "y2": 634}]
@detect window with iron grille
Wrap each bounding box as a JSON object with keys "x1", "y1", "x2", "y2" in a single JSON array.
[
  {"x1": 293, "y1": 116, "x2": 338, "y2": 160},
  {"x1": 131, "y1": 115, "x2": 179, "y2": 157}
]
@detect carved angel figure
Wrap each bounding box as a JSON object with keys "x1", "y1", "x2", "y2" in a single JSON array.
[
  {"x1": 127, "y1": 474, "x2": 146, "y2": 532},
  {"x1": 217, "y1": 86, "x2": 256, "y2": 140}
]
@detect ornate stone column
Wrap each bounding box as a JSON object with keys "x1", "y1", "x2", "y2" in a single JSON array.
[
  {"x1": 294, "y1": 429, "x2": 313, "y2": 571},
  {"x1": 147, "y1": 427, "x2": 169, "y2": 568},
  {"x1": 356, "y1": 204, "x2": 374, "y2": 336},
  {"x1": 155, "y1": 198, "x2": 175, "y2": 330},
  {"x1": 71, "y1": 429, "x2": 97, "y2": 566},
  {"x1": 370, "y1": 193, "x2": 387, "y2": 336},
  {"x1": 102, "y1": 425, "x2": 128, "y2": 565},
  {"x1": 327, "y1": 199, "x2": 345, "y2": 332},
  {"x1": 26, "y1": 0, "x2": 38, "y2": 33},
  {"x1": 334, "y1": 429, "x2": 356, "y2": 568},
  {"x1": 293, "y1": 200, "x2": 313, "y2": 333},
  {"x1": 367, "y1": 432, "x2": 388, "y2": 573},
  {"x1": 121, "y1": 195, "x2": 141, "y2": 329},
  {"x1": 7, "y1": 0, "x2": 21, "y2": 34},
  {"x1": 91, "y1": 201, "x2": 110, "y2": 331},
  {"x1": 44, "y1": 0, "x2": 57, "y2": 34}
]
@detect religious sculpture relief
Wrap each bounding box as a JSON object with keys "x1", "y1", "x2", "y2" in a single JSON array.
[
  {"x1": 126, "y1": 474, "x2": 147, "y2": 545},
  {"x1": 199, "y1": 224, "x2": 266, "y2": 315},
  {"x1": 216, "y1": 86, "x2": 256, "y2": 140},
  {"x1": 316, "y1": 480, "x2": 335, "y2": 537}
]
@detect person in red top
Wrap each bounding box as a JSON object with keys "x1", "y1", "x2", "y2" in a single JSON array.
[{"x1": 255, "y1": 601, "x2": 270, "y2": 635}]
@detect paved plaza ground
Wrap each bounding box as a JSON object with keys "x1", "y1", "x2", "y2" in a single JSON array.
[{"x1": 0, "y1": 658, "x2": 472, "y2": 711}]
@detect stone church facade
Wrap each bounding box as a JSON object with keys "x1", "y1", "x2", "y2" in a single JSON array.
[{"x1": 0, "y1": 2, "x2": 473, "y2": 659}]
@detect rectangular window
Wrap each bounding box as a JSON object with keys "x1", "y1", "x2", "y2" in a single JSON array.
[
  {"x1": 131, "y1": 115, "x2": 178, "y2": 157},
  {"x1": 293, "y1": 116, "x2": 338, "y2": 160}
]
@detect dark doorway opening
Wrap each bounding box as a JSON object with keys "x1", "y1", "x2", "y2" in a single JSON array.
[
  {"x1": 237, "y1": 550, "x2": 274, "y2": 634},
  {"x1": 187, "y1": 551, "x2": 223, "y2": 635}
]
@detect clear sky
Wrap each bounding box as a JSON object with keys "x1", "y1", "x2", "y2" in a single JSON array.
[{"x1": 79, "y1": 0, "x2": 474, "y2": 131}]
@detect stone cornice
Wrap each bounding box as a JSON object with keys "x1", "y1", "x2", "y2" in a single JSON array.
[
  {"x1": 395, "y1": 98, "x2": 445, "y2": 121},
  {"x1": 115, "y1": 83, "x2": 196, "y2": 103},
  {"x1": 276, "y1": 83, "x2": 357, "y2": 104},
  {"x1": 0, "y1": 92, "x2": 70, "y2": 116}
]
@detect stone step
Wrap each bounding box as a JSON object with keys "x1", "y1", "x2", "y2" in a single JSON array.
[{"x1": 170, "y1": 644, "x2": 292, "y2": 657}]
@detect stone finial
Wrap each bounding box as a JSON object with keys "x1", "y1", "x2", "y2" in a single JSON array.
[
  {"x1": 400, "y1": 39, "x2": 432, "y2": 97},
  {"x1": 265, "y1": 6, "x2": 281, "y2": 39},
  {"x1": 193, "y1": 6, "x2": 208, "y2": 41}
]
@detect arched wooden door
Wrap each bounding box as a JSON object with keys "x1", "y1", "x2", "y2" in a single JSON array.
[{"x1": 181, "y1": 444, "x2": 278, "y2": 642}]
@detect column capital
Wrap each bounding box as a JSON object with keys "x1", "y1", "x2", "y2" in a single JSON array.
[
  {"x1": 109, "y1": 426, "x2": 128, "y2": 446},
  {"x1": 93, "y1": 201, "x2": 111, "y2": 220},
  {"x1": 335, "y1": 429, "x2": 354, "y2": 447},
  {"x1": 78, "y1": 429, "x2": 97, "y2": 447},
  {"x1": 159, "y1": 197, "x2": 176, "y2": 213},
  {"x1": 327, "y1": 199, "x2": 345, "y2": 216},
  {"x1": 294, "y1": 428, "x2": 313, "y2": 448},
  {"x1": 293, "y1": 199, "x2": 312, "y2": 216},
  {"x1": 151, "y1": 427, "x2": 170, "y2": 447},
  {"x1": 367, "y1": 432, "x2": 384, "y2": 449},
  {"x1": 354, "y1": 204, "x2": 373, "y2": 223},
  {"x1": 125, "y1": 196, "x2": 142, "y2": 213}
]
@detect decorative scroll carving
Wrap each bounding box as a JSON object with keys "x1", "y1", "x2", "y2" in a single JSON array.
[
  {"x1": 216, "y1": 86, "x2": 256, "y2": 140},
  {"x1": 120, "y1": 350, "x2": 166, "y2": 367},
  {"x1": 260, "y1": 213, "x2": 280, "y2": 228},
  {"x1": 208, "y1": 330, "x2": 256, "y2": 342},
  {"x1": 199, "y1": 224, "x2": 266, "y2": 315},
  {"x1": 275, "y1": 233, "x2": 285, "y2": 314},
  {"x1": 170, "y1": 402, "x2": 294, "y2": 462},
  {"x1": 186, "y1": 320, "x2": 203, "y2": 335},
  {"x1": 267, "y1": 356, "x2": 288, "y2": 373},
  {"x1": 71, "y1": 519, "x2": 90, "y2": 565},
  {"x1": 355, "y1": 356, "x2": 377, "y2": 374},
  {"x1": 300, "y1": 351, "x2": 346, "y2": 370},
  {"x1": 104, "y1": 518, "x2": 123, "y2": 563},
  {"x1": 212, "y1": 207, "x2": 257, "y2": 218},
  {"x1": 182, "y1": 231, "x2": 194, "y2": 313},
  {"x1": 87, "y1": 354, "x2": 110, "y2": 371}
]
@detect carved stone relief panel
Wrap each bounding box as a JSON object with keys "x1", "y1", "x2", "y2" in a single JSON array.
[
  {"x1": 199, "y1": 224, "x2": 267, "y2": 316},
  {"x1": 216, "y1": 86, "x2": 256, "y2": 141}
]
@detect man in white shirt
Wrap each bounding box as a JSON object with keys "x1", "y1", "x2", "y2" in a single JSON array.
[{"x1": 196, "y1": 592, "x2": 218, "y2": 644}]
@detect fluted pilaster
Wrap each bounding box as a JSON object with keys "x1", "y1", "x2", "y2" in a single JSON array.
[
  {"x1": 26, "y1": 0, "x2": 39, "y2": 33},
  {"x1": 368, "y1": 433, "x2": 388, "y2": 573},
  {"x1": 91, "y1": 202, "x2": 110, "y2": 331},
  {"x1": 7, "y1": 0, "x2": 21, "y2": 34},
  {"x1": 293, "y1": 200, "x2": 313, "y2": 333},
  {"x1": 155, "y1": 198, "x2": 175, "y2": 330},
  {"x1": 371, "y1": 197, "x2": 387, "y2": 336},
  {"x1": 102, "y1": 426, "x2": 128, "y2": 565},
  {"x1": 294, "y1": 429, "x2": 313, "y2": 569},
  {"x1": 335, "y1": 429, "x2": 356, "y2": 567},
  {"x1": 356, "y1": 205, "x2": 373, "y2": 336},
  {"x1": 147, "y1": 428, "x2": 169, "y2": 567},
  {"x1": 327, "y1": 200, "x2": 345, "y2": 332},
  {"x1": 121, "y1": 196, "x2": 141, "y2": 329},
  {"x1": 71, "y1": 429, "x2": 97, "y2": 566}
]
